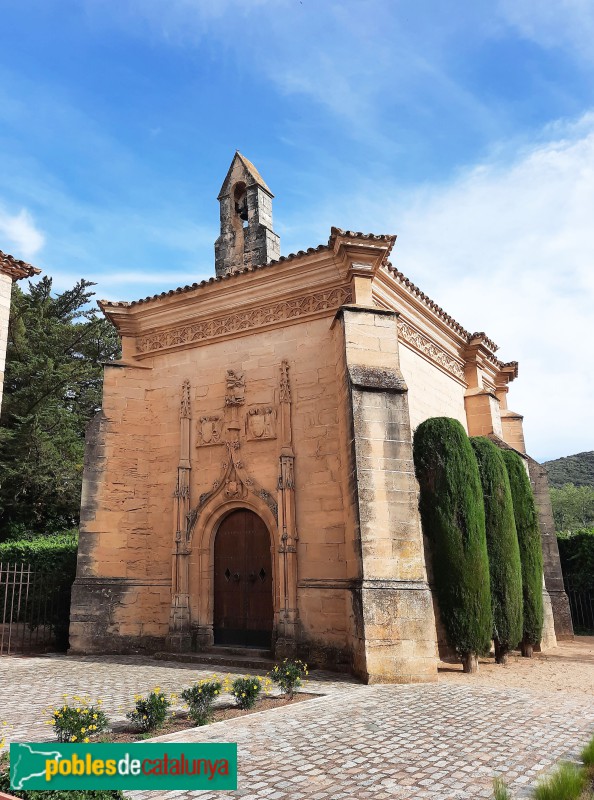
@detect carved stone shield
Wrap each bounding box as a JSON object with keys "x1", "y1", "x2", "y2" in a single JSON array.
[
  {"x1": 201, "y1": 419, "x2": 213, "y2": 444},
  {"x1": 250, "y1": 413, "x2": 266, "y2": 438}
]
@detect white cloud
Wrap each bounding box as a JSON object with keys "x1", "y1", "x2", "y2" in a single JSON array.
[
  {"x1": 388, "y1": 114, "x2": 594, "y2": 461},
  {"x1": 0, "y1": 207, "x2": 45, "y2": 260},
  {"x1": 497, "y1": 0, "x2": 594, "y2": 60}
]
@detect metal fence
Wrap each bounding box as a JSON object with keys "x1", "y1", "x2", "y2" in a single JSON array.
[
  {"x1": 564, "y1": 574, "x2": 594, "y2": 635},
  {"x1": 0, "y1": 562, "x2": 71, "y2": 655}
]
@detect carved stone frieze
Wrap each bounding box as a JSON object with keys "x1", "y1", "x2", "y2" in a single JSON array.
[
  {"x1": 246, "y1": 406, "x2": 276, "y2": 440},
  {"x1": 398, "y1": 320, "x2": 465, "y2": 381},
  {"x1": 136, "y1": 285, "x2": 353, "y2": 355}
]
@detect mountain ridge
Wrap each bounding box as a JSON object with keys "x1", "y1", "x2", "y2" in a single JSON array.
[{"x1": 543, "y1": 451, "x2": 594, "y2": 488}]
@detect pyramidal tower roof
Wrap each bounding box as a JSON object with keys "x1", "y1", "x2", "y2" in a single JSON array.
[{"x1": 217, "y1": 151, "x2": 273, "y2": 200}]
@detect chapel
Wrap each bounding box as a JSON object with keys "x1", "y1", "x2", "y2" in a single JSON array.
[{"x1": 69, "y1": 153, "x2": 572, "y2": 683}]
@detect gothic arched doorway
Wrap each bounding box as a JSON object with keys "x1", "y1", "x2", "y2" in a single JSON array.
[{"x1": 213, "y1": 509, "x2": 273, "y2": 648}]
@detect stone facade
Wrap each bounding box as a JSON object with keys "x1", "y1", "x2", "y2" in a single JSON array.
[
  {"x1": 70, "y1": 156, "x2": 572, "y2": 681},
  {"x1": 0, "y1": 250, "x2": 40, "y2": 414}
]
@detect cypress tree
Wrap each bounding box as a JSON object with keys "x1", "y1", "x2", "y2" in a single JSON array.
[
  {"x1": 413, "y1": 418, "x2": 492, "y2": 673},
  {"x1": 502, "y1": 449, "x2": 544, "y2": 657},
  {"x1": 470, "y1": 437, "x2": 523, "y2": 663}
]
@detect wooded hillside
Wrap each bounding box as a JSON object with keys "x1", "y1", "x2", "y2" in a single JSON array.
[{"x1": 544, "y1": 451, "x2": 594, "y2": 488}]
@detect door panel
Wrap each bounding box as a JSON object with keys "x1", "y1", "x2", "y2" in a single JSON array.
[{"x1": 213, "y1": 510, "x2": 273, "y2": 647}]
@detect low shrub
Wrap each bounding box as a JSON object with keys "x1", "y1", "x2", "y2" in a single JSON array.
[
  {"x1": 47, "y1": 695, "x2": 108, "y2": 743},
  {"x1": 230, "y1": 676, "x2": 262, "y2": 710},
  {"x1": 493, "y1": 777, "x2": 511, "y2": 799},
  {"x1": 181, "y1": 678, "x2": 223, "y2": 726},
  {"x1": 269, "y1": 659, "x2": 308, "y2": 699},
  {"x1": 581, "y1": 733, "x2": 594, "y2": 768},
  {"x1": 126, "y1": 688, "x2": 170, "y2": 732},
  {"x1": 532, "y1": 762, "x2": 586, "y2": 800}
]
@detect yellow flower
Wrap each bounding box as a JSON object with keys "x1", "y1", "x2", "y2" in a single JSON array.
[
  {"x1": 71, "y1": 736, "x2": 77, "y2": 742},
  {"x1": 93, "y1": 714, "x2": 98, "y2": 720},
  {"x1": 83, "y1": 738, "x2": 90, "y2": 743}
]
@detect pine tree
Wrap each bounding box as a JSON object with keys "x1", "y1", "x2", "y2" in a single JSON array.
[
  {"x1": 471, "y1": 437, "x2": 523, "y2": 663},
  {"x1": 0, "y1": 277, "x2": 119, "y2": 536},
  {"x1": 502, "y1": 449, "x2": 544, "y2": 656},
  {"x1": 413, "y1": 417, "x2": 492, "y2": 673}
]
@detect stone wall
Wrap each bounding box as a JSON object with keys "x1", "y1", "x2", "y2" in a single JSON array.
[
  {"x1": 0, "y1": 271, "x2": 12, "y2": 413},
  {"x1": 398, "y1": 342, "x2": 468, "y2": 433},
  {"x1": 527, "y1": 456, "x2": 574, "y2": 640},
  {"x1": 337, "y1": 306, "x2": 438, "y2": 683},
  {"x1": 71, "y1": 313, "x2": 357, "y2": 666}
]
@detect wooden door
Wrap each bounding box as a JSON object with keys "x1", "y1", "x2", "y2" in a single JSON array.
[{"x1": 213, "y1": 510, "x2": 273, "y2": 647}]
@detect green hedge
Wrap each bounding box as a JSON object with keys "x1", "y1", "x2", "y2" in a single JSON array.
[
  {"x1": 413, "y1": 418, "x2": 492, "y2": 665},
  {"x1": 503, "y1": 449, "x2": 544, "y2": 648},
  {"x1": 0, "y1": 532, "x2": 78, "y2": 650},
  {"x1": 471, "y1": 438, "x2": 523, "y2": 662},
  {"x1": 557, "y1": 528, "x2": 594, "y2": 591},
  {"x1": 0, "y1": 530, "x2": 78, "y2": 574}
]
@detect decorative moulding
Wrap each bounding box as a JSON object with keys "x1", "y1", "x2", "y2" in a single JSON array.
[
  {"x1": 397, "y1": 320, "x2": 466, "y2": 382},
  {"x1": 135, "y1": 285, "x2": 353, "y2": 356}
]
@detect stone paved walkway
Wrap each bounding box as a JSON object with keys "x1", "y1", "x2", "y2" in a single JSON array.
[{"x1": 1, "y1": 649, "x2": 593, "y2": 799}]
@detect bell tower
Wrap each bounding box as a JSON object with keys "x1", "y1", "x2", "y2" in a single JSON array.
[{"x1": 215, "y1": 152, "x2": 281, "y2": 277}]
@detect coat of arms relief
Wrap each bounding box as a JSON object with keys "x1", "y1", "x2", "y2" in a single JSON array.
[
  {"x1": 188, "y1": 367, "x2": 282, "y2": 523},
  {"x1": 196, "y1": 370, "x2": 277, "y2": 446},
  {"x1": 246, "y1": 407, "x2": 276, "y2": 440}
]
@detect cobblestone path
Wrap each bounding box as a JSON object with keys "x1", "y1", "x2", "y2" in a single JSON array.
[{"x1": 1, "y1": 654, "x2": 593, "y2": 799}]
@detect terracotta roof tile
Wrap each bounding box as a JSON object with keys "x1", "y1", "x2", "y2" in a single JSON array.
[{"x1": 0, "y1": 250, "x2": 41, "y2": 280}]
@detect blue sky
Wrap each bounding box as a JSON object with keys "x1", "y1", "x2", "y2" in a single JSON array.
[{"x1": 1, "y1": 0, "x2": 593, "y2": 461}]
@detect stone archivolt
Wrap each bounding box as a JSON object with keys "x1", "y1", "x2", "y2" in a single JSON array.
[
  {"x1": 397, "y1": 320, "x2": 466, "y2": 382},
  {"x1": 135, "y1": 285, "x2": 352, "y2": 355}
]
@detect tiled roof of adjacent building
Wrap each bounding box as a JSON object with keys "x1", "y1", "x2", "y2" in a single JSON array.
[{"x1": 0, "y1": 250, "x2": 41, "y2": 281}]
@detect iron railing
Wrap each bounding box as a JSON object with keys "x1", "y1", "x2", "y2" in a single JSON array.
[
  {"x1": 563, "y1": 574, "x2": 594, "y2": 635},
  {"x1": 0, "y1": 562, "x2": 71, "y2": 655}
]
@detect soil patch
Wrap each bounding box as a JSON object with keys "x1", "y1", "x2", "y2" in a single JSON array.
[
  {"x1": 107, "y1": 691, "x2": 318, "y2": 742},
  {"x1": 438, "y1": 636, "x2": 594, "y2": 698}
]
